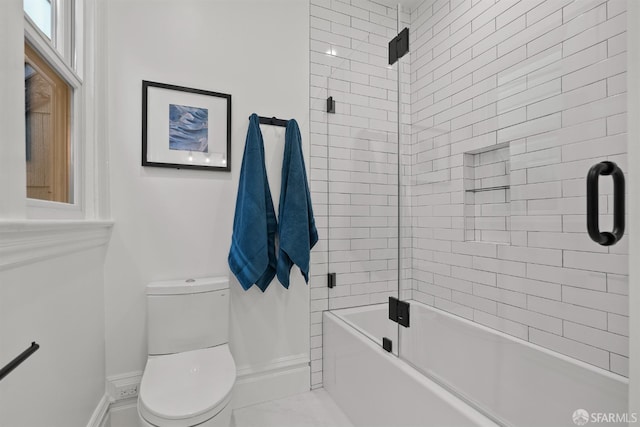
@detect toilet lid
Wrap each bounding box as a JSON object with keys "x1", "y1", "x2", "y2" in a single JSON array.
[{"x1": 139, "y1": 345, "x2": 236, "y2": 426}]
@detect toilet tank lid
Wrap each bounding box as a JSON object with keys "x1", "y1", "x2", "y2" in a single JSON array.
[{"x1": 146, "y1": 276, "x2": 229, "y2": 295}]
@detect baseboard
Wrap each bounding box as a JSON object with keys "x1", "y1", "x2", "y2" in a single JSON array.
[
  {"x1": 86, "y1": 393, "x2": 111, "y2": 427},
  {"x1": 102, "y1": 355, "x2": 311, "y2": 417},
  {"x1": 233, "y1": 353, "x2": 310, "y2": 409}
]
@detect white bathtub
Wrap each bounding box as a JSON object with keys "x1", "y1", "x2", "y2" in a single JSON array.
[{"x1": 323, "y1": 301, "x2": 628, "y2": 427}]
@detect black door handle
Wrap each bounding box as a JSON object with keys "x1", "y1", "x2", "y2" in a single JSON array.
[{"x1": 586, "y1": 161, "x2": 625, "y2": 246}]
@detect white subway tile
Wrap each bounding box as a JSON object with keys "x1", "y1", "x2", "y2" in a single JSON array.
[
  {"x1": 453, "y1": 19, "x2": 496, "y2": 58},
  {"x1": 498, "y1": 245, "x2": 562, "y2": 266},
  {"x1": 562, "y1": 0, "x2": 607, "y2": 22},
  {"x1": 472, "y1": 15, "x2": 526, "y2": 58},
  {"x1": 562, "y1": 51, "x2": 625, "y2": 92},
  {"x1": 529, "y1": 328, "x2": 610, "y2": 369},
  {"x1": 498, "y1": 10, "x2": 562, "y2": 57},
  {"x1": 495, "y1": 0, "x2": 546, "y2": 29},
  {"x1": 564, "y1": 321, "x2": 628, "y2": 356},
  {"x1": 474, "y1": 257, "x2": 527, "y2": 277},
  {"x1": 497, "y1": 303, "x2": 562, "y2": 334},
  {"x1": 474, "y1": 310, "x2": 529, "y2": 339},
  {"x1": 497, "y1": 78, "x2": 560, "y2": 115},
  {"x1": 499, "y1": 109, "x2": 562, "y2": 142},
  {"x1": 562, "y1": 12, "x2": 625, "y2": 57},
  {"x1": 527, "y1": 3, "x2": 607, "y2": 56},
  {"x1": 452, "y1": 265, "x2": 497, "y2": 286},
  {"x1": 562, "y1": 93, "x2": 627, "y2": 127},
  {"x1": 498, "y1": 274, "x2": 561, "y2": 300},
  {"x1": 607, "y1": 274, "x2": 628, "y2": 296},
  {"x1": 450, "y1": 0, "x2": 495, "y2": 34},
  {"x1": 435, "y1": 297, "x2": 475, "y2": 320},
  {"x1": 527, "y1": 80, "x2": 607, "y2": 120},
  {"x1": 310, "y1": 0, "x2": 629, "y2": 380},
  {"x1": 510, "y1": 181, "x2": 561, "y2": 199},
  {"x1": 610, "y1": 354, "x2": 628, "y2": 377},
  {"x1": 310, "y1": 4, "x2": 350, "y2": 25},
  {"x1": 527, "y1": 231, "x2": 607, "y2": 252},
  {"x1": 452, "y1": 290, "x2": 497, "y2": 314},
  {"x1": 473, "y1": 282, "x2": 527, "y2": 307},
  {"x1": 608, "y1": 313, "x2": 629, "y2": 337},
  {"x1": 608, "y1": 73, "x2": 626, "y2": 97},
  {"x1": 526, "y1": 0, "x2": 573, "y2": 26},
  {"x1": 474, "y1": 46, "x2": 527, "y2": 83},
  {"x1": 563, "y1": 286, "x2": 628, "y2": 316},
  {"x1": 563, "y1": 251, "x2": 627, "y2": 275},
  {"x1": 527, "y1": 295, "x2": 607, "y2": 329},
  {"x1": 528, "y1": 41, "x2": 607, "y2": 88},
  {"x1": 472, "y1": 0, "x2": 515, "y2": 31}
]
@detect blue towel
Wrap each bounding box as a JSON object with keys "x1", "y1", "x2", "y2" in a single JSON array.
[
  {"x1": 228, "y1": 114, "x2": 277, "y2": 292},
  {"x1": 277, "y1": 119, "x2": 318, "y2": 288}
]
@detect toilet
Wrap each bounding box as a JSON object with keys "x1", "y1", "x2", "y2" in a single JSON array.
[{"x1": 138, "y1": 277, "x2": 236, "y2": 427}]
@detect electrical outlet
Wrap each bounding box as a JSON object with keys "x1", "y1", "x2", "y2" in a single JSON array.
[
  {"x1": 116, "y1": 384, "x2": 138, "y2": 400},
  {"x1": 107, "y1": 371, "x2": 142, "y2": 402}
]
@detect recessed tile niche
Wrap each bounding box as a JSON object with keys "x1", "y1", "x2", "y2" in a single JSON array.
[{"x1": 464, "y1": 143, "x2": 511, "y2": 244}]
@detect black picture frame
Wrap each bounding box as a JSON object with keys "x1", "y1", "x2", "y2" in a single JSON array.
[{"x1": 142, "y1": 80, "x2": 232, "y2": 172}]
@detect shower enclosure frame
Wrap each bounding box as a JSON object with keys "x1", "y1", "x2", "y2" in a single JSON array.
[
  {"x1": 317, "y1": 0, "x2": 640, "y2": 417},
  {"x1": 626, "y1": 0, "x2": 640, "y2": 414}
]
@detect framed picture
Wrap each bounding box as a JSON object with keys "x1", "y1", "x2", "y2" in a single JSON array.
[{"x1": 142, "y1": 80, "x2": 231, "y2": 171}]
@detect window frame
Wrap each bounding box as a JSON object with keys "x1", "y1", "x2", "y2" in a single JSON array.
[{"x1": 24, "y1": 0, "x2": 85, "y2": 218}]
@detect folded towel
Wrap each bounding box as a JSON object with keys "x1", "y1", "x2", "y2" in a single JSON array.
[
  {"x1": 277, "y1": 119, "x2": 318, "y2": 288},
  {"x1": 228, "y1": 114, "x2": 277, "y2": 291}
]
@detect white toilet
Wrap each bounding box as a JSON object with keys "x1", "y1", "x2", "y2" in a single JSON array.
[{"x1": 138, "y1": 277, "x2": 236, "y2": 427}]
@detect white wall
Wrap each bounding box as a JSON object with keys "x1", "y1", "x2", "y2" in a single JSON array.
[
  {"x1": 0, "y1": 247, "x2": 107, "y2": 427},
  {"x1": 103, "y1": 0, "x2": 311, "y2": 404},
  {"x1": 0, "y1": 1, "x2": 110, "y2": 426},
  {"x1": 0, "y1": 0, "x2": 27, "y2": 218}
]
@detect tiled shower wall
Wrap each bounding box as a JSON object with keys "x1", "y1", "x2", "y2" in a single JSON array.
[
  {"x1": 309, "y1": 0, "x2": 629, "y2": 389},
  {"x1": 308, "y1": 0, "x2": 411, "y2": 389},
  {"x1": 410, "y1": 0, "x2": 628, "y2": 376}
]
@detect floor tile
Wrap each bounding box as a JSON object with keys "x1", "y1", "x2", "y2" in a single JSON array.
[{"x1": 232, "y1": 389, "x2": 353, "y2": 427}]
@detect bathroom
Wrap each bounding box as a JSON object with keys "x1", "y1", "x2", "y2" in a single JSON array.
[{"x1": 0, "y1": 0, "x2": 638, "y2": 426}]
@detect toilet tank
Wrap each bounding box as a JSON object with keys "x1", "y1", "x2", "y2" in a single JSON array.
[{"x1": 146, "y1": 276, "x2": 229, "y2": 355}]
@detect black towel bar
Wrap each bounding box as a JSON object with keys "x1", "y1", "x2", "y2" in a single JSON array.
[
  {"x1": 258, "y1": 116, "x2": 288, "y2": 127},
  {"x1": 0, "y1": 342, "x2": 40, "y2": 381}
]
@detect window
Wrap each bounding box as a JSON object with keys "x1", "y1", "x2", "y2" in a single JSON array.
[
  {"x1": 24, "y1": 0, "x2": 81, "y2": 208},
  {"x1": 24, "y1": 0, "x2": 52, "y2": 39},
  {"x1": 25, "y1": 43, "x2": 72, "y2": 203}
]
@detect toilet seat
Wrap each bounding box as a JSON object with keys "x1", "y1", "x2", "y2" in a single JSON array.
[{"x1": 138, "y1": 345, "x2": 236, "y2": 427}]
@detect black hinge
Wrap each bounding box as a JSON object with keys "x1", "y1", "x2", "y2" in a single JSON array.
[
  {"x1": 388, "y1": 27, "x2": 410, "y2": 65},
  {"x1": 327, "y1": 96, "x2": 335, "y2": 113},
  {"x1": 382, "y1": 337, "x2": 393, "y2": 352},
  {"x1": 328, "y1": 272, "x2": 336, "y2": 288},
  {"x1": 388, "y1": 296, "x2": 410, "y2": 327}
]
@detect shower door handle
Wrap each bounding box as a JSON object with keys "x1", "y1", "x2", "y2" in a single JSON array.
[{"x1": 586, "y1": 161, "x2": 625, "y2": 246}]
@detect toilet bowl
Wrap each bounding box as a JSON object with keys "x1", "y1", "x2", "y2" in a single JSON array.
[
  {"x1": 138, "y1": 345, "x2": 235, "y2": 426},
  {"x1": 138, "y1": 277, "x2": 236, "y2": 427}
]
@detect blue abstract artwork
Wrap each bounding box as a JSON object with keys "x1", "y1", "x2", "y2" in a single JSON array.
[{"x1": 169, "y1": 104, "x2": 209, "y2": 152}]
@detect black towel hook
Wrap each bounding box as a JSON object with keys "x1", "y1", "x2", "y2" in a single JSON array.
[{"x1": 258, "y1": 115, "x2": 288, "y2": 127}]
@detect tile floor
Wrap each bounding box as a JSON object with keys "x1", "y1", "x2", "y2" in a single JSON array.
[
  {"x1": 110, "y1": 389, "x2": 353, "y2": 427},
  {"x1": 232, "y1": 389, "x2": 353, "y2": 427}
]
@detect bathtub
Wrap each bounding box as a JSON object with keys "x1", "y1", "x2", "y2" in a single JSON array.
[{"x1": 323, "y1": 301, "x2": 628, "y2": 427}]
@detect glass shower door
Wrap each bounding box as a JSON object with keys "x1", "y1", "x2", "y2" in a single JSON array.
[
  {"x1": 398, "y1": 1, "x2": 630, "y2": 424},
  {"x1": 321, "y1": 5, "x2": 401, "y2": 354}
]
